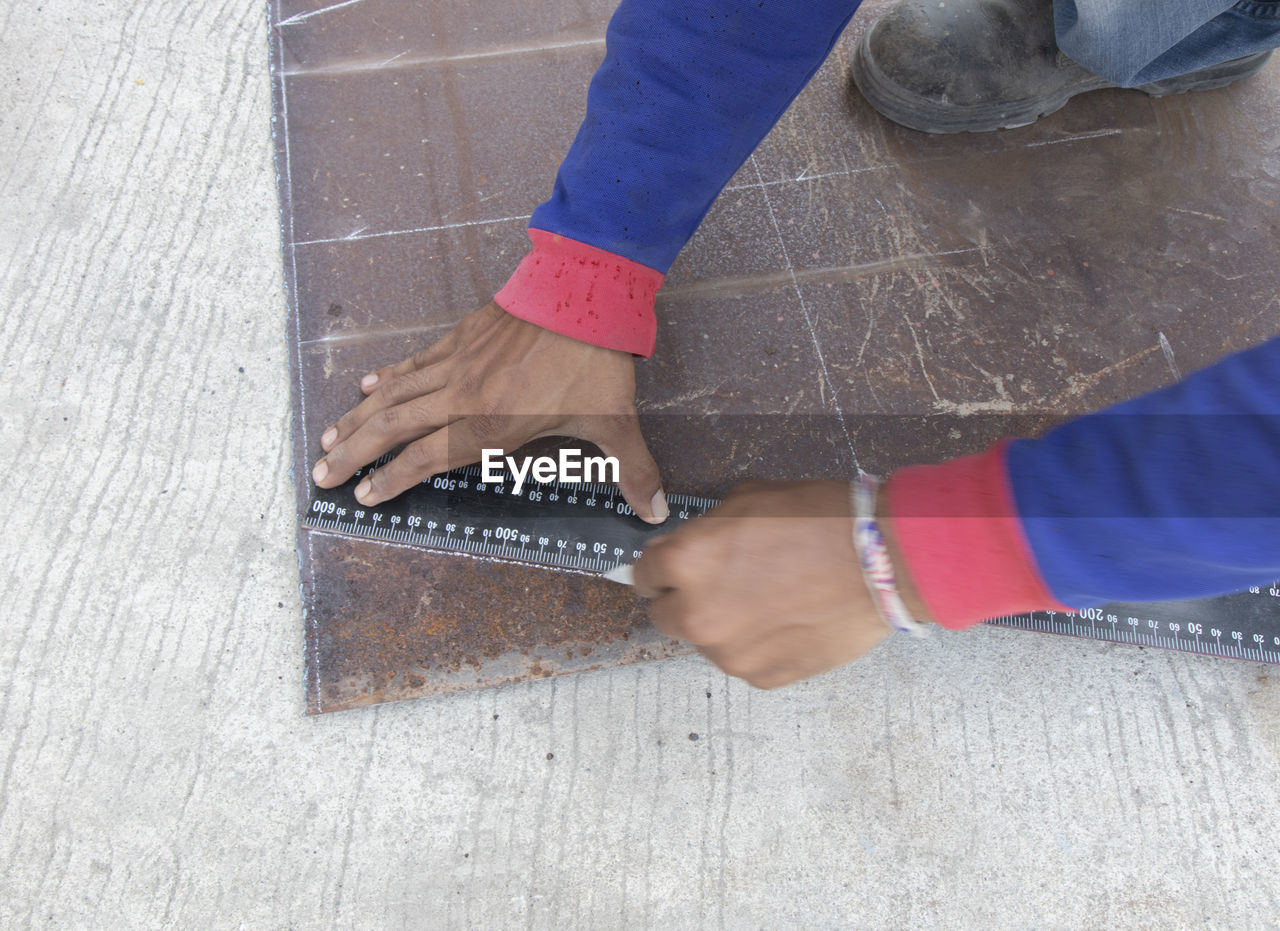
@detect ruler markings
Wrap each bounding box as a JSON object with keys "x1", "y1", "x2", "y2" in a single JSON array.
[{"x1": 304, "y1": 461, "x2": 1280, "y2": 664}]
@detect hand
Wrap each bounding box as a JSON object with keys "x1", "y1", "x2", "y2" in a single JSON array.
[
  {"x1": 633, "y1": 480, "x2": 893, "y2": 689},
  {"x1": 311, "y1": 302, "x2": 668, "y2": 522}
]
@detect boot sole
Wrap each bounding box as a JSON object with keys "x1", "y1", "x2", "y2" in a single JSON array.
[{"x1": 850, "y1": 29, "x2": 1273, "y2": 134}]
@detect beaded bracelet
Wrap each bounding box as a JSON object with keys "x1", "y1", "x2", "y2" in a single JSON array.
[{"x1": 851, "y1": 475, "x2": 931, "y2": 638}]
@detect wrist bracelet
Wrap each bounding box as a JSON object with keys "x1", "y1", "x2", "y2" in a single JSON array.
[{"x1": 851, "y1": 475, "x2": 930, "y2": 638}]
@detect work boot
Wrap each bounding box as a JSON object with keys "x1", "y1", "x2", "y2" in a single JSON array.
[{"x1": 850, "y1": 0, "x2": 1273, "y2": 133}]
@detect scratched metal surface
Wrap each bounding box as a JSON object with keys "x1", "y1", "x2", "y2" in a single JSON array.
[{"x1": 270, "y1": 0, "x2": 1280, "y2": 713}]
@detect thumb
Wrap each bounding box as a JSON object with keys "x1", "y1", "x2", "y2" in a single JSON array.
[{"x1": 583, "y1": 412, "x2": 668, "y2": 525}]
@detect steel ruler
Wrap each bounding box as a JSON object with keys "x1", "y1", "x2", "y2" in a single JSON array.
[
  {"x1": 988, "y1": 594, "x2": 1280, "y2": 663},
  {"x1": 303, "y1": 465, "x2": 1280, "y2": 664},
  {"x1": 304, "y1": 461, "x2": 718, "y2": 574}
]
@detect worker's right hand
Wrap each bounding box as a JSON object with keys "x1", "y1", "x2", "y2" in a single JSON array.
[
  {"x1": 310, "y1": 301, "x2": 669, "y2": 524},
  {"x1": 633, "y1": 480, "x2": 894, "y2": 689}
]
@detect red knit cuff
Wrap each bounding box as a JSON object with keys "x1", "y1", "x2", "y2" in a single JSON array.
[
  {"x1": 884, "y1": 441, "x2": 1072, "y2": 630},
  {"x1": 493, "y1": 229, "x2": 664, "y2": 357}
]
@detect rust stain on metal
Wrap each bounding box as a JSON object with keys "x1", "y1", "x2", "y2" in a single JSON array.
[{"x1": 303, "y1": 532, "x2": 694, "y2": 712}]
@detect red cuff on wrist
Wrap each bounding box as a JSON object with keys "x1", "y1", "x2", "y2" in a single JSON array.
[
  {"x1": 494, "y1": 229, "x2": 664, "y2": 357},
  {"x1": 885, "y1": 441, "x2": 1072, "y2": 630}
]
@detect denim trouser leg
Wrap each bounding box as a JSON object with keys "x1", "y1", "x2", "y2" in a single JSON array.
[{"x1": 1055, "y1": 0, "x2": 1280, "y2": 86}]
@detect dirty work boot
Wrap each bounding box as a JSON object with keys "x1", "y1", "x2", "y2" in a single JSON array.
[{"x1": 850, "y1": 0, "x2": 1274, "y2": 133}]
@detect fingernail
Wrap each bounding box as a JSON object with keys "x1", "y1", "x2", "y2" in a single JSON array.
[
  {"x1": 354, "y1": 477, "x2": 373, "y2": 504},
  {"x1": 361, "y1": 373, "x2": 378, "y2": 390},
  {"x1": 312, "y1": 460, "x2": 328, "y2": 485},
  {"x1": 321, "y1": 427, "x2": 337, "y2": 450},
  {"x1": 648, "y1": 489, "x2": 668, "y2": 524}
]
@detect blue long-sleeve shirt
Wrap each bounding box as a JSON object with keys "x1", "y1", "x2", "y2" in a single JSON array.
[{"x1": 493, "y1": 0, "x2": 1280, "y2": 625}]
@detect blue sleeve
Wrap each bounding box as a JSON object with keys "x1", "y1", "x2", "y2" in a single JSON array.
[
  {"x1": 1008, "y1": 335, "x2": 1280, "y2": 607},
  {"x1": 531, "y1": 0, "x2": 863, "y2": 272}
]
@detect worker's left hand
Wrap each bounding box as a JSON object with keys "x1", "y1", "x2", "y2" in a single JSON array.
[
  {"x1": 311, "y1": 302, "x2": 667, "y2": 523},
  {"x1": 633, "y1": 480, "x2": 892, "y2": 689}
]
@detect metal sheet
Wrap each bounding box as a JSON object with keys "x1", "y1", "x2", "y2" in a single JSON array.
[{"x1": 270, "y1": 0, "x2": 1280, "y2": 712}]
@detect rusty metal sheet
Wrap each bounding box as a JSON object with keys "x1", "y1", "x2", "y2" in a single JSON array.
[{"x1": 270, "y1": 0, "x2": 1280, "y2": 712}]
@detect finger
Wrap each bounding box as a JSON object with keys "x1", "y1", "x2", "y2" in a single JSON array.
[
  {"x1": 374, "y1": 361, "x2": 453, "y2": 409},
  {"x1": 355, "y1": 421, "x2": 484, "y2": 506},
  {"x1": 579, "y1": 411, "x2": 667, "y2": 525},
  {"x1": 646, "y1": 589, "x2": 701, "y2": 640},
  {"x1": 359, "y1": 303, "x2": 503, "y2": 393},
  {"x1": 697, "y1": 643, "x2": 764, "y2": 683},
  {"x1": 707, "y1": 621, "x2": 881, "y2": 689},
  {"x1": 730, "y1": 630, "x2": 815, "y2": 689},
  {"x1": 324, "y1": 360, "x2": 450, "y2": 454},
  {"x1": 736, "y1": 658, "x2": 805, "y2": 690},
  {"x1": 317, "y1": 396, "x2": 454, "y2": 487},
  {"x1": 632, "y1": 532, "x2": 692, "y2": 598},
  {"x1": 648, "y1": 590, "x2": 742, "y2": 647},
  {"x1": 323, "y1": 364, "x2": 453, "y2": 454},
  {"x1": 699, "y1": 635, "x2": 801, "y2": 689},
  {"x1": 359, "y1": 331, "x2": 460, "y2": 394}
]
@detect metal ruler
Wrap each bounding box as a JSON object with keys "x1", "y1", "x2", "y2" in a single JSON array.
[
  {"x1": 988, "y1": 593, "x2": 1280, "y2": 663},
  {"x1": 303, "y1": 466, "x2": 1280, "y2": 664},
  {"x1": 303, "y1": 462, "x2": 718, "y2": 575}
]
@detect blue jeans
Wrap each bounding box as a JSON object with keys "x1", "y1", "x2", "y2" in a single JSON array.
[{"x1": 1055, "y1": 0, "x2": 1280, "y2": 85}]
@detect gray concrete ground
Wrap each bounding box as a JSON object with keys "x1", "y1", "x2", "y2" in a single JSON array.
[{"x1": 3, "y1": 0, "x2": 1280, "y2": 927}]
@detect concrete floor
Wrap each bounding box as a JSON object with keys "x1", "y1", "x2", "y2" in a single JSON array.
[{"x1": 3, "y1": 0, "x2": 1280, "y2": 927}]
